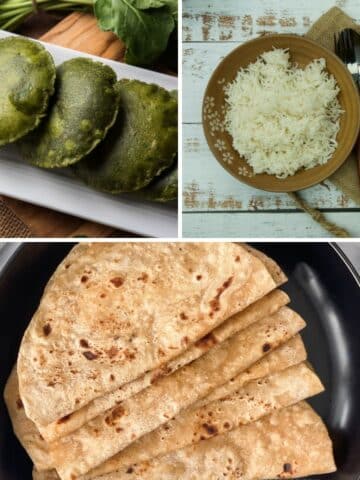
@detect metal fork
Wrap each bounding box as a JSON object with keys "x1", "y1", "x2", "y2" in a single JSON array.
[{"x1": 334, "y1": 28, "x2": 360, "y2": 89}]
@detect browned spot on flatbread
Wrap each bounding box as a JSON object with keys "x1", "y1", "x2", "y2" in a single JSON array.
[
  {"x1": 81, "y1": 275, "x2": 88, "y2": 283},
  {"x1": 43, "y1": 323, "x2": 51, "y2": 336},
  {"x1": 151, "y1": 368, "x2": 164, "y2": 385},
  {"x1": 202, "y1": 423, "x2": 218, "y2": 435},
  {"x1": 195, "y1": 332, "x2": 217, "y2": 349},
  {"x1": 180, "y1": 312, "x2": 188, "y2": 320},
  {"x1": 126, "y1": 467, "x2": 134, "y2": 474},
  {"x1": 210, "y1": 276, "x2": 233, "y2": 313},
  {"x1": 16, "y1": 398, "x2": 23, "y2": 409},
  {"x1": 137, "y1": 272, "x2": 148, "y2": 282},
  {"x1": 280, "y1": 463, "x2": 294, "y2": 475},
  {"x1": 80, "y1": 339, "x2": 89, "y2": 348},
  {"x1": 263, "y1": 342, "x2": 271, "y2": 352},
  {"x1": 83, "y1": 351, "x2": 98, "y2": 360},
  {"x1": 57, "y1": 414, "x2": 72, "y2": 424},
  {"x1": 124, "y1": 348, "x2": 136, "y2": 360},
  {"x1": 110, "y1": 277, "x2": 124, "y2": 287},
  {"x1": 105, "y1": 405, "x2": 125, "y2": 426},
  {"x1": 107, "y1": 346, "x2": 119, "y2": 358}
]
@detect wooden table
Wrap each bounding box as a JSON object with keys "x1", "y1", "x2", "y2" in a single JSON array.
[{"x1": 182, "y1": 0, "x2": 360, "y2": 238}]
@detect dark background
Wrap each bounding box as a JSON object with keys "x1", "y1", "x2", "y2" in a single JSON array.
[{"x1": 0, "y1": 243, "x2": 359, "y2": 479}]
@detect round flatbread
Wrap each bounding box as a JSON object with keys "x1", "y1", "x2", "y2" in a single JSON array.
[
  {"x1": 17, "y1": 243, "x2": 278, "y2": 427},
  {"x1": 74, "y1": 80, "x2": 178, "y2": 193},
  {"x1": 135, "y1": 161, "x2": 178, "y2": 202},
  {"x1": 19, "y1": 58, "x2": 119, "y2": 168},
  {"x1": 0, "y1": 36, "x2": 55, "y2": 146}
]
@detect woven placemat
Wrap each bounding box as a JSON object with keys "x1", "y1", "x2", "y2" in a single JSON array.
[
  {"x1": 292, "y1": 7, "x2": 360, "y2": 237},
  {"x1": 0, "y1": 199, "x2": 31, "y2": 238}
]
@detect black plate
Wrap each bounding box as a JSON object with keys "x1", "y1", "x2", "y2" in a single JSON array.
[{"x1": 0, "y1": 242, "x2": 359, "y2": 480}]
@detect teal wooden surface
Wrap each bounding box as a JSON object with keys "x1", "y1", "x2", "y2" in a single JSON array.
[{"x1": 182, "y1": 0, "x2": 360, "y2": 238}]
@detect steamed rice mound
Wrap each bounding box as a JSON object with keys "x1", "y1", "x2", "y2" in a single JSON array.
[{"x1": 224, "y1": 49, "x2": 343, "y2": 178}]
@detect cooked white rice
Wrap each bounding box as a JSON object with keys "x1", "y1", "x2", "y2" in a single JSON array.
[{"x1": 224, "y1": 48, "x2": 343, "y2": 178}]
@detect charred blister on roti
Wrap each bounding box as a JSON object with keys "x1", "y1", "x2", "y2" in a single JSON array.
[
  {"x1": 19, "y1": 58, "x2": 119, "y2": 168},
  {"x1": 0, "y1": 37, "x2": 55, "y2": 146},
  {"x1": 73, "y1": 80, "x2": 178, "y2": 193}
]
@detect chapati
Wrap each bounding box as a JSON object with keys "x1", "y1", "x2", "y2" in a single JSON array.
[
  {"x1": 97, "y1": 402, "x2": 335, "y2": 480},
  {"x1": 51, "y1": 306, "x2": 306, "y2": 479},
  {"x1": 18, "y1": 243, "x2": 278, "y2": 426},
  {"x1": 39, "y1": 289, "x2": 289, "y2": 443}
]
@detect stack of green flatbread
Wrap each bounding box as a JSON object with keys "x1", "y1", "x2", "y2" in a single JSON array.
[
  {"x1": 0, "y1": 36, "x2": 178, "y2": 203},
  {"x1": 4, "y1": 243, "x2": 336, "y2": 480}
]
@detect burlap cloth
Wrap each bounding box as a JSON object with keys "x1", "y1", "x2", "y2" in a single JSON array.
[
  {"x1": 291, "y1": 6, "x2": 360, "y2": 237},
  {"x1": 0, "y1": 199, "x2": 31, "y2": 237}
]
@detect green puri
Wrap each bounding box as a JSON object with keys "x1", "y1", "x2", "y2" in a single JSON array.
[
  {"x1": 136, "y1": 161, "x2": 178, "y2": 202},
  {"x1": 0, "y1": 37, "x2": 55, "y2": 146},
  {"x1": 19, "y1": 57, "x2": 119, "y2": 168},
  {"x1": 74, "y1": 79, "x2": 178, "y2": 193}
]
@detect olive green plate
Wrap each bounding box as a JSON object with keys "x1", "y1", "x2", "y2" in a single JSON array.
[{"x1": 203, "y1": 34, "x2": 360, "y2": 193}]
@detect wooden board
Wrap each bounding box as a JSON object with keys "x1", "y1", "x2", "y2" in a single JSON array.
[
  {"x1": 0, "y1": 12, "x2": 135, "y2": 238},
  {"x1": 182, "y1": 0, "x2": 360, "y2": 238}
]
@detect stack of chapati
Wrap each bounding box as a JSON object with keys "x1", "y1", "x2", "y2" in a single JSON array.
[{"x1": 4, "y1": 243, "x2": 336, "y2": 480}]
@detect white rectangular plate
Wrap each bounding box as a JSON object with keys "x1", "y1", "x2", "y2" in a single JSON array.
[{"x1": 0, "y1": 31, "x2": 178, "y2": 238}]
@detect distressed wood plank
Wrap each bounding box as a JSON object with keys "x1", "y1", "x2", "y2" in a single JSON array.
[
  {"x1": 183, "y1": 211, "x2": 360, "y2": 238},
  {"x1": 183, "y1": 43, "x2": 236, "y2": 123},
  {"x1": 182, "y1": 124, "x2": 356, "y2": 211},
  {"x1": 181, "y1": 0, "x2": 360, "y2": 236},
  {"x1": 183, "y1": 0, "x2": 360, "y2": 42}
]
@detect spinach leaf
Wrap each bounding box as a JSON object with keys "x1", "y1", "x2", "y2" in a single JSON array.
[
  {"x1": 94, "y1": 0, "x2": 176, "y2": 66},
  {"x1": 134, "y1": 0, "x2": 177, "y2": 18}
]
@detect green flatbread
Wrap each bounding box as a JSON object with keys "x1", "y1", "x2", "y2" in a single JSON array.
[
  {"x1": 19, "y1": 58, "x2": 119, "y2": 168},
  {"x1": 74, "y1": 80, "x2": 178, "y2": 193},
  {"x1": 0, "y1": 36, "x2": 55, "y2": 146},
  {"x1": 134, "y1": 161, "x2": 178, "y2": 202}
]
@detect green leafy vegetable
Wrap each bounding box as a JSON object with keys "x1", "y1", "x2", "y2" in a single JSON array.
[
  {"x1": 94, "y1": 0, "x2": 176, "y2": 65},
  {"x1": 0, "y1": 1, "x2": 93, "y2": 31},
  {"x1": 0, "y1": 0, "x2": 178, "y2": 66}
]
